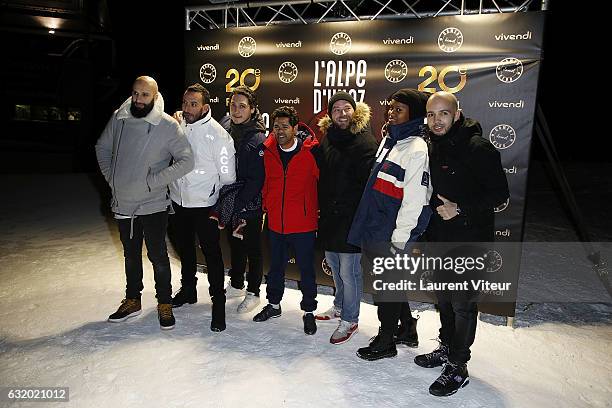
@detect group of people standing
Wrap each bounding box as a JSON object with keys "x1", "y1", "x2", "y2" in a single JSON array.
[{"x1": 95, "y1": 75, "x2": 508, "y2": 397}]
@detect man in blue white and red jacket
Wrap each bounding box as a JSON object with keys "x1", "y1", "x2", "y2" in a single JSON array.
[
  {"x1": 252, "y1": 106, "x2": 321, "y2": 336},
  {"x1": 348, "y1": 88, "x2": 433, "y2": 360}
]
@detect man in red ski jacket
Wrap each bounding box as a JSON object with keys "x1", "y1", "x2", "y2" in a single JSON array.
[{"x1": 252, "y1": 106, "x2": 321, "y2": 335}]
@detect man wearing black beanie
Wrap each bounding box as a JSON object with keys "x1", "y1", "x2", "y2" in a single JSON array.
[{"x1": 316, "y1": 92, "x2": 378, "y2": 344}]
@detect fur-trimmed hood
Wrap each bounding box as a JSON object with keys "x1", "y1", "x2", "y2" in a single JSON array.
[{"x1": 318, "y1": 101, "x2": 371, "y2": 136}]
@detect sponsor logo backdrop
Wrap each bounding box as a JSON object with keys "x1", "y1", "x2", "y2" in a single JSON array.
[{"x1": 185, "y1": 12, "x2": 544, "y2": 316}]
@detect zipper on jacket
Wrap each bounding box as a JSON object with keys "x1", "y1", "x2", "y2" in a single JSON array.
[
  {"x1": 111, "y1": 120, "x2": 126, "y2": 208},
  {"x1": 281, "y1": 168, "x2": 287, "y2": 234}
]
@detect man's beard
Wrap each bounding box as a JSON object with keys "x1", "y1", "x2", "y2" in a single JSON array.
[{"x1": 130, "y1": 100, "x2": 155, "y2": 118}]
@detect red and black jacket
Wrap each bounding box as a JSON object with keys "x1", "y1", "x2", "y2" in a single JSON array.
[{"x1": 262, "y1": 122, "x2": 320, "y2": 234}]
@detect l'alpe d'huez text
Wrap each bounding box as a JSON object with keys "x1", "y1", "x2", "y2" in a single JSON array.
[{"x1": 313, "y1": 60, "x2": 367, "y2": 114}]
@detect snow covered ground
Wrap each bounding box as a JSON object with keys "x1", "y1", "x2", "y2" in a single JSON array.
[{"x1": 0, "y1": 173, "x2": 610, "y2": 408}]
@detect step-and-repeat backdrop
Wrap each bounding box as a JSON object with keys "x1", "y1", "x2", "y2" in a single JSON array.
[{"x1": 186, "y1": 12, "x2": 545, "y2": 316}]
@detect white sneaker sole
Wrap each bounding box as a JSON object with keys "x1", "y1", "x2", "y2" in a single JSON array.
[
  {"x1": 107, "y1": 309, "x2": 141, "y2": 323},
  {"x1": 330, "y1": 327, "x2": 359, "y2": 345},
  {"x1": 160, "y1": 323, "x2": 175, "y2": 330}
]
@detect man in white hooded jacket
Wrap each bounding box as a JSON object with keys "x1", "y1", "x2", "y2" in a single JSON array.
[
  {"x1": 169, "y1": 83, "x2": 236, "y2": 332},
  {"x1": 96, "y1": 76, "x2": 194, "y2": 331}
]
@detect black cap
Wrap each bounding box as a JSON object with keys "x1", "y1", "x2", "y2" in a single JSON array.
[
  {"x1": 390, "y1": 88, "x2": 430, "y2": 120},
  {"x1": 327, "y1": 91, "x2": 356, "y2": 116}
]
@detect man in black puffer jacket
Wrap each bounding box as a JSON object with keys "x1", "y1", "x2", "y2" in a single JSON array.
[
  {"x1": 415, "y1": 91, "x2": 509, "y2": 397},
  {"x1": 316, "y1": 91, "x2": 378, "y2": 344}
]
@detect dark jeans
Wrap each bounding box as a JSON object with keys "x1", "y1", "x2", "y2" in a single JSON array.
[
  {"x1": 117, "y1": 211, "x2": 172, "y2": 304},
  {"x1": 171, "y1": 202, "x2": 225, "y2": 300},
  {"x1": 438, "y1": 301, "x2": 478, "y2": 365},
  {"x1": 266, "y1": 230, "x2": 317, "y2": 312},
  {"x1": 228, "y1": 214, "x2": 263, "y2": 296},
  {"x1": 376, "y1": 302, "x2": 414, "y2": 335}
]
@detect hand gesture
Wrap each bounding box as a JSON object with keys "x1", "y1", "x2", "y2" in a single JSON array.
[{"x1": 436, "y1": 194, "x2": 459, "y2": 220}]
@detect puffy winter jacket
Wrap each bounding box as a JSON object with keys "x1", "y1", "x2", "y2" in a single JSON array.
[
  {"x1": 427, "y1": 113, "x2": 509, "y2": 242},
  {"x1": 317, "y1": 102, "x2": 378, "y2": 252},
  {"x1": 169, "y1": 109, "x2": 236, "y2": 208},
  {"x1": 262, "y1": 123, "x2": 319, "y2": 234},
  {"x1": 95, "y1": 93, "x2": 194, "y2": 216},
  {"x1": 348, "y1": 117, "x2": 433, "y2": 249}
]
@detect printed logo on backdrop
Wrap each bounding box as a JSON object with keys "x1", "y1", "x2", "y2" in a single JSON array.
[
  {"x1": 485, "y1": 250, "x2": 503, "y2": 273},
  {"x1": 238, "y1": 36, "x2": 256, "y2": 58},
  {"x1": 330, "y1": 32, "x2": 351, "y2": 55},
  {"x1": 495, "y1": 31, "x2": 532, "y2": 41},
  {"x1": 438, "y1": 27, "x2": 463, "y2": 53},
  {"x1": 384, "y1": 60, "x2": 408, "y2": 83},
  {"x1": 496, "y1": 58, "x2": 523, "y2": 83},
  {"x1": 278, "y1": 62, "x2": 299, "y2": 84},
  {"x1": 274, "y1": 97, "x2": 301, "y2": 105},
  {"x1": 197, "y1": 43, "x2": 220, "y2": 51},
  {"x1": 494, "y1": 198, "x2": 510, "y2": 213},
  {"x1": 276, "y1": 41, "x2": 302, "y2": 48},
  {"x1": 495, "y1": 228, "x2": 512, "y2": 238},
  {"x1": 382, "y1": 36, "x2": 414, "y2": 45},
  {"x1": 489, "y1": 100, "x2": 525, "y2": 109},
  {"x1": 504, "y1": 166, "x2": 517, "y2": 175},
  {"x1": 199, "y1": 63, "x2": 217, "y2": 84},
  {"x1": 489, "y1": 124, "x2": 516, "y2": 149}
]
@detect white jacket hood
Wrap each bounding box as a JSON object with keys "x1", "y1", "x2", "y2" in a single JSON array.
[{"x1": 116, "y1": 92, "x2": 165, "y2": 125}]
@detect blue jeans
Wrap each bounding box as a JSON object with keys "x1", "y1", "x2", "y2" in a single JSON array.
[
  {"x1": 325, "y1": 251, "x2": 362, "y2": 323},
  {"x1": 266, "y1": 231, "x2": 317, "y2": 312}
]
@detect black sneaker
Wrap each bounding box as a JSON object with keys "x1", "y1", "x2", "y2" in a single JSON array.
[
  {"x1": 356, "y1": 329, "x2": 397, "y2": 361},
  {"x1": 172, "y1": 286, "x2": 197, "y2": 308},
  {"x1": 253, "y1": 304, "x2": 282, "y2": 322},
  {"x1": 303, "y1": 313, "x2": 317, "y2": 335},
  {"x1": 157, "y1": 303, "x2": 175, "y2": 330},
  {"x1": 429, "y1": 362, "x2": 469, "y2": 397},
  {"x1": 394, "y1": 318, "x2": 418, "y2": 347},
  {"x1": 414, "y1": 342, "x2": 449, "y2": 368},
  {"x1": 108, "y1": 298, "x2": 141, "y2": 322}
]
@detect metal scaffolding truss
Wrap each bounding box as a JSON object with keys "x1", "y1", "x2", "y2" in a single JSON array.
[{"x1": 185, "y1": 0, "x2": 548, "y2": 29}]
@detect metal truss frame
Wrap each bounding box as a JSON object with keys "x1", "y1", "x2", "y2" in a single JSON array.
[{"x1": 185, "y1": 0, "x2": 548, "y2": 29}]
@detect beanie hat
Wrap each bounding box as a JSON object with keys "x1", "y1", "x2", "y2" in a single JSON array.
[
  {"x1": 327, "y1": 91, "x2": 356, "y2": 116},
  {"x1": 390, "y1": 88, "x2": 430, "y2": 120}
]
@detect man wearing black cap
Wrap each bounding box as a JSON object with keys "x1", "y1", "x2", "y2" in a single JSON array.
[
  {"x1": 316, "y1": 91, "x2": 378, "y2": 344},
  {"x1": 414, "y1": 91, "x2": 509, "y2": 397},
  {"x1": 348, "y1": 88, "x2": 433, "y2": 360}
]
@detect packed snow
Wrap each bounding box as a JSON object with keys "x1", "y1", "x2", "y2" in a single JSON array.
[{"x1": 0, "y1": 174, "x2": 610, "y2": 407}]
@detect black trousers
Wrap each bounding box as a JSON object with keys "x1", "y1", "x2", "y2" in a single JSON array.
[
  {"x1": 117, "y1": 211, "x2": 172, "y2": 304},
  {"x1": 171, "y1": 202, "x2": 225, "y2": 300},
  {"x1": 228, "y1": 214, "x2": 263, "y2": 296},
  {"x1": 438, "y1": 301, "x2": 478, "y2": 365},
  {"x1": 376, "y1": 302, "x2": 415, "y2": 336}
]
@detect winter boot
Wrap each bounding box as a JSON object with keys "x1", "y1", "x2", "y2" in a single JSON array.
[
  {"x1": 108, "y1": 298, "x2": 141, "y2": 322},
  {"x1": 414, "y1": 342, "x2": 449, "y2": 368},
  {"x1": 395, "y1": 316, "x2": 418, "y2": 347},
  {"x1": 172, "y1": 286, "x2": 197, "y2": 308},
  {"x1": 157, "y1": 303, "x2": 175, "y2": 330},
  {"x1": 356, "y1": 328, "x2": 397, "y2": 361},
  {"x1": 429, "y1": 362, "x2": 469, "y2": 397}
]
